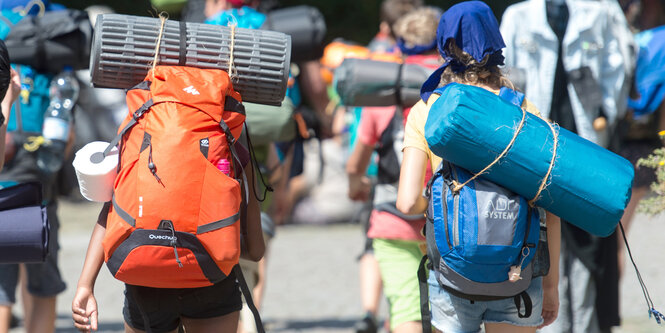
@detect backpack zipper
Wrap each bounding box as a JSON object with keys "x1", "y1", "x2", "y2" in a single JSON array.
[
  {"x1": 441, "y1": 177, "x2": 453, "y2": 250},
  {"x1": 451, "y1": 166, "x2": 461, "y2": 247}
]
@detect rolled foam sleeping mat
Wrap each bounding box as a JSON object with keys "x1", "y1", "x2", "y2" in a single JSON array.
[
  {"x1": 89, "y1": 14, "x2": 291, "y2": 106},
  {"x1": 425, "y1": 83, "x2": 634, "y2": 237},
  {"x1": 0, "y1": 183, "x2": 49, "y2": 263},
  {"x1": 5, "y1": 9, "x2": 93, "y2": 73},
  {"x1": 262, "y1": 5, "x2": 327, "y2": 63},
  {"x1": 334, "y1": 58, "x2": 434, "y2": 107}
]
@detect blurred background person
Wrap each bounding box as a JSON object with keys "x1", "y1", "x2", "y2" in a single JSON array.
[
  {"x1": 501, "y1": 0, "x2": 635, "y2": 332},
  {"x1": 346, "y1": 5, "x2": 440, "y2": 333}
]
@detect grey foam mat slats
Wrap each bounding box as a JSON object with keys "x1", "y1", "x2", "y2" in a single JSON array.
[{"x1": 90, "y1": 14, "x2": 291, "y2": 106}]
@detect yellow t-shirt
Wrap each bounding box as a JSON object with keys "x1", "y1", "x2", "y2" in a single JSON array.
[{"x1": 403, "y1": 88, "x2": 542, "y2": 172}]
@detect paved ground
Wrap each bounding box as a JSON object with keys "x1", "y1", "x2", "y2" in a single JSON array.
[{"x1": 9, "y1": 200, "x2": 665, "y2": 332}]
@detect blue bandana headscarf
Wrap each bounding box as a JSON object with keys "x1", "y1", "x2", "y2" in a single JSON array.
[
  {"x1": 420, "y1": 1, "x2": 506, "y2": 101},
  {"x1": 396, "y1": 37, "x2": 438, "y2": 56}
]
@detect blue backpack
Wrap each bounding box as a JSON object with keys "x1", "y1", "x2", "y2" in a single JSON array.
[
  {"x1": 419, "y1": 87, "x2": 542, "y2": 332},
  {"x1": 424, "y1": 160, "x2": 541, "y2": 294}
]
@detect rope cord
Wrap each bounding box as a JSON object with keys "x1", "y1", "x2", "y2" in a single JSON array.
[
  {"x1": 227, "y1": 17, "x2": 238, "y2": 82},
  {"x1": 451, "y1": 108, "x2": 528, "y2": 192},
  {"x1": 151, "y1": 13, "x2": 168, "y2": 81},
  {"x1": 528, "y1": 121, "x2": 559, "y2": 206},
  {"x1": 451, "y1": 107, "x2": 560, "y2": 208},
  {"x1": 619, "y1": 221, "x2": 658, "y2": 315}
]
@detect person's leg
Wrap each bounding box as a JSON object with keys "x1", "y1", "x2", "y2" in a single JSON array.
[
  {"x1": 372, "y1": 239, "x2": 423, "y2": 333},
  {"x1": 427, "y1": 270, "x2": 483, "y2": 333},
  {"x1": 238, "y1": 259, "x2": 259, "y2": 333},
  {"x1": 0, "y1": 264, "x2": 19, "y2": 333},
  {"x1": 251, "y1": 228, "x2": 273, "y2": 310},
  {"x1": 483, "y1": 277, "x2": 543, "y2": 333},
  {"x1": 567, "y1": 255, "x2": 600, "y2": 333},
  {"x1": 181, "y1": 275, "x2": 244, "y2": 332},
  {"x1": 23, "y1": 204, "x2": 66, "y2": 333},
  {"x1": 18, "y1": 265, "x2": 30, "y2": 325},
  {"x1": 485, "y1": 323, "x2": 537, "y2": 333},
  {"x1": 354, "y1": 251, "x2": 382, "y2": 333},
  {"x1": 124, "y1": 323, "x2": 177, "y2": 333},
  {"x1": 358, "y1": 252, "x2": 382, "y2": 315},
  {"x1": 0, "y1": 305, "x2": 11, "y2": 333},
  {"x1": 24, "y1": 296, "x2": 56, "y2": 333},
  {"x1": 182, "y1": 311, "x2": 240, "y2": 333},
  {"x1": 123, "y1": 285, "x2": 181, "y2": 333},
  {"x1": 253, "y1": 256, "x2": 268, "y2": 308}
]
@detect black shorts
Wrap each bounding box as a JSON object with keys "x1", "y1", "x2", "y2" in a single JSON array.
[{"x1": 123, "y1": 275, "x2": 242, "y2": 332}]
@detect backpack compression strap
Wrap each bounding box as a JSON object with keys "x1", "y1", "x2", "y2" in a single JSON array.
[
  {"x1": 233, "y1": 265, "x2": 266, "y2": 333},
  {"x1": 418, "y1": 255, "x2": 433, "y2": 333},
  {"x1": 102, "y1": 81, "x2": 154, "y2": 158},
  {"x1": 514, "y1": 291, "x2": 533, "y2": 318}
]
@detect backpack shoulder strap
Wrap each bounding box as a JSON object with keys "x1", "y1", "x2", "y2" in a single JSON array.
[{"x1": 103, "y1": 81, "x2": 154, "y2": 157}]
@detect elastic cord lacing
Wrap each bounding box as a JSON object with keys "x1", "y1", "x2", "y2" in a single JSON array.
[{"x1": 619, "y1": 222, "x2": 665, "y2": 324}]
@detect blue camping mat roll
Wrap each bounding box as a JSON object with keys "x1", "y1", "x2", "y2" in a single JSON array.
[{"x1": 425, "y1": 83, "x2": 634, "y2": 237}]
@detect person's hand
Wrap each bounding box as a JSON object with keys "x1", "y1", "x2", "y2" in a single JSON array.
[
  {"x1": 6, "y1": 68, "x2": 19, "y2": 103},
  {"x1": 348, "y1": 175, "x2": 371, "y2": 201},
  {"x1": 72, "y1": 286, "x2": 99, "y2": 332},
  {"x1": 1, "y1": 68, "x2": 20, "y2": 121},
  {"x1": 539, "y1": 284, "x2": 559, "y2": 328}
]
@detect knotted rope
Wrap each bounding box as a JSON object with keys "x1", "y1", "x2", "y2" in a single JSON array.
[
  {"x1": 227, "y1": 16, "x2": 238, "y2": 82},
  {"x1": 451, "y1": 107, "x2": 560, "y2": 207},
  {"x1": 151, "y1": 12, "x2": 168, "y2": 81}
]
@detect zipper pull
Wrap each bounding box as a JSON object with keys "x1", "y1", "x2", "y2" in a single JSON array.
[
  {"x1": 509, "y1": 247, "x2": 531, "y2": 282},
  {"x1": 148, "y1": 143, "x2": 163, "y2": 184},
  {"x1": 160, "y1": 220, "x2": 183, "y2": 268},
  {"x1": 172, "y1": 242, "x2": 183, "y2": 268},
  {"x1": 168, "y1": 226, "x2": 183, "y2": 268}
]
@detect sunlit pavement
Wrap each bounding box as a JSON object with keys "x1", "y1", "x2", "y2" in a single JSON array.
[{"x1": 9, "y1": 200, "x2": 665, "y2": 332}]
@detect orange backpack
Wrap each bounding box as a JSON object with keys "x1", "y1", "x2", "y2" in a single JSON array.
[{"x1": 101, "y1": 66, "x2": 247, "y2": 289}]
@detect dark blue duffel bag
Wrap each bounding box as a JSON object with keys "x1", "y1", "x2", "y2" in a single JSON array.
[{"x1": 0, "y1": 182, "x2": 49, "y2": 263}]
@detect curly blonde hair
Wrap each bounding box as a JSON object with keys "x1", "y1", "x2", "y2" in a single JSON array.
[
  {"x1": 440, "y1": 42, "x2": 513, "y2": 90},
  {"x1": 392, "y1": 6, "x2": 441, "y2": 48}
]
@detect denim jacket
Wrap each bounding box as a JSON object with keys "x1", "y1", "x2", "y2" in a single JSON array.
[{"x1": 500, "y1": 0, "x2": 635, "y2": 146}]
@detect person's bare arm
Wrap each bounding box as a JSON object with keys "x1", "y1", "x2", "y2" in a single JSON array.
[
  {"x1": 346, "y1": 142, "x2": 374, "y2": 202},
  {"x1": 396, "y1": 147, "x2": 428, "y2": 215},
  {"x1": 72, "y1": 202, "x2": 110, "y2": 332},
  {"x1": 539, "y1": 211, "x2": 561, "y2": 328}
]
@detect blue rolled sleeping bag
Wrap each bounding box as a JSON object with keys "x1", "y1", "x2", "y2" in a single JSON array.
[{"x1": 424, "y1": 83, "x2": 634, "y2": 237}]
